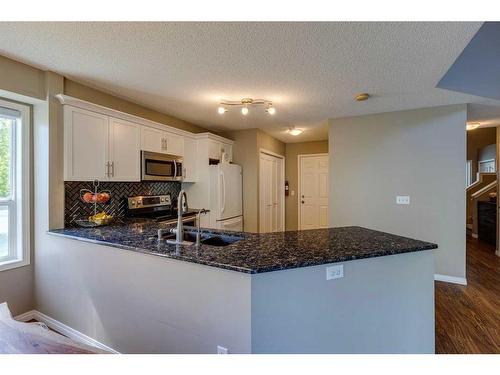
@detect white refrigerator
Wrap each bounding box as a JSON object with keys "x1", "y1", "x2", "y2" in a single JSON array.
[{"x1": 208, "y1": 163, "x2": 243, "y2": 231}]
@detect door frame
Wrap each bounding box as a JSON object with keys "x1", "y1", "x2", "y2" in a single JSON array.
[
  {"x1": 298, "y1": 153, "x2": 329, "y2": 230},
  {"x1": 259, "y1": 148, "x2": 285, "y2": 233}
]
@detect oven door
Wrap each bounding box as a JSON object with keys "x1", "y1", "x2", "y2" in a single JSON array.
[{"x1": 142, "y1": 151, "x2": 183, "y2": 181}]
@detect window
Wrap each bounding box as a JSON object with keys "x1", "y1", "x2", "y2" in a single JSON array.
[
  {"x1": 0, "y1": 99, "x2": 30, "y2": 271},
  {"x1": 466, "y1": 160, "x2": 472, "y2": 187}
]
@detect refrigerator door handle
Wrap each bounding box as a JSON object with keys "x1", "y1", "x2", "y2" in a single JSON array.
[{"x1": 220, "y1": 171, "x2": 226, "y2": 214}]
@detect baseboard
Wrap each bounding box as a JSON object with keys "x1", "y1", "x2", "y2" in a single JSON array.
[
  {"x1": 15, "y1": 309, "x2": 119, "y2": 354},
  {"x1": 434, "y1": 274, "x2": 467, "y2": 285}
]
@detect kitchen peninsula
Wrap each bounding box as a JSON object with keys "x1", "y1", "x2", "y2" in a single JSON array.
[{"x1": 48, "y1": 222, "x2": 437, "y2": 354}]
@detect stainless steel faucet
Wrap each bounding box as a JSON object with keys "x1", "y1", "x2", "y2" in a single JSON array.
[
  {"x1": 175, "y1": 190, "x2": 188, "y2": 244},
  {"x1": 195, "y1": 209, "x2": 208, "y2": 247}
]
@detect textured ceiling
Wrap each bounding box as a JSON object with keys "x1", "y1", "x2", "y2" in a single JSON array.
[{"x1": 0, "y1": 22, "x2": 489, "y2": 142}]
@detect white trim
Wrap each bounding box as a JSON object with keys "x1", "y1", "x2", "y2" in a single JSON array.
[
  {"x1": 434, "y1": 274, "x2": 468, "y2": 285},
  {"x1": 297, "y1": 153, "x2": 329, "y2": 230},
  {"x1": 15, "y1": 309, "x2": 119, "y2": 354},
  {"x1": 259, "y1": 148, "x2": 285, "y2": 233},
  {"x1": 0, "y1": 98, "x2": 31, "y2": 272}
]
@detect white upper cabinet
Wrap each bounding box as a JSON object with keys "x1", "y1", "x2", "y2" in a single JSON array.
[
  {"x1": 108, "y1": 118, "x2": 141, "y2": 181},
  {"x1": 183, "y1": 137, "x2": 197, "y2": 182},
  {"x1": 208, "y1": 139, "x2": 233, "y2": 162},
  {"x1": 64, "y1": 106, "x2": 141, "y2": 181},
  {"x1": 141, "y1": 127, "x2": 184, "y2": 156},
  {"x1": 64, "y1": 106, "x2": 109, "y2": 181},
  {"x1": 59, "y1": 95, "x2": 233, "y2": 183},
  {"x1": 141, "y1": 126, "x2": 165, "y2": 154}
]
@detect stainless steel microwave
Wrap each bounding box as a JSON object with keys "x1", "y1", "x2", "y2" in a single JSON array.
[{"x1": 141, "y1": 151, "x2": 184, "y2": 181}]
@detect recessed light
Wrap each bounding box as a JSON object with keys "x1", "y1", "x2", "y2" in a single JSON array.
[
  {"x1": 355, "y1": 93, "x2": 370, "y2": 101},
  {"x1": 466, "y1": 122, "x2": 480, "y2": 131},
  {"x1": 217, "y1": 106, "x2": 227, "y2": 114},
  {"x1": 288, "y1": 127, "x2": 303, "y2": 136}
]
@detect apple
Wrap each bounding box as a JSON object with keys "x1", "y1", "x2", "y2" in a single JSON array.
[{"x1": 82, "y1": 192, "x2": 94, "y2": 203}]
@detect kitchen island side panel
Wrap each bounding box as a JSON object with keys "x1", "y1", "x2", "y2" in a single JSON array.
[
  {"x1": 35, "y1": 235, "x2": 252, "y2": 354},
  {"x1": 250, "y1": 250, "x2": 435, "y2": 353}
]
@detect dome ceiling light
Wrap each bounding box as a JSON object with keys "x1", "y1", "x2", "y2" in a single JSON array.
[
  {"x1": 287, "y1": 127, "x2": 303, "y2": 136},
  {"x1": 466, "y1": 122, "x2": 480, "y2": 131},
  {"x1": 217, "y1": 98, "x2": 275, "y2": 116}
]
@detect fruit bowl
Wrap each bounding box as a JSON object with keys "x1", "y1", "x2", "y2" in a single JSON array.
[{"x1": 75, "y1": 212, "x2": 114, "y2": 227}]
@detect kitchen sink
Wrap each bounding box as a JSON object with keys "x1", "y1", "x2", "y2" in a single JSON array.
[{"x1": 201, "y1": 235, "x2": 243, "y2": 247}]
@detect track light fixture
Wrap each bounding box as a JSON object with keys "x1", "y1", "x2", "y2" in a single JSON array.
[{"x1": 217, "y1": 98, "x2": 275, "y2": 115}]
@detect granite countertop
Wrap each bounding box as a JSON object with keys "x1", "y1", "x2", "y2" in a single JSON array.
[{"x1": 48, "y1": 220, "x2": 437, "y2": 274}]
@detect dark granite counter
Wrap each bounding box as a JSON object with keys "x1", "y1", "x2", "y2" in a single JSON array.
[{"x1": 48, "y1": 220, "x2": 437, "y2": 274}]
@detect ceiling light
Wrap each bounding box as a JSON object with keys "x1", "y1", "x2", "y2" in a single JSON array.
[
  {"x1": 355, "y1": 93, "x2": 370, "y2": 101},
  {"x1": 466, "y1": 122, "x2": 480, "y2": 131},
  {"x1": 218, "y1": 98, "x2": 274, "y2": 116},
  {"x1": 288, "y1": 127, "x2": 303, "y2": 136}
]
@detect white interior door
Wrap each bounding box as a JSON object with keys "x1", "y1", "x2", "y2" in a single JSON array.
[
  {"x1": 259, "y1": 152, "x2": 284, "y2": 233},
  {"x1": 299, "y1": 154, "x2": 329, "y2": 230}
]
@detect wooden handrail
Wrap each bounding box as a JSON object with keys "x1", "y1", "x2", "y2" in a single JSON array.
[{"x1": 471, "y1": 180, "x2": 497, "y2": 200}]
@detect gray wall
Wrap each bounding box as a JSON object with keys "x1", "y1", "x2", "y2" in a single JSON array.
[
  {"x1": 329, "y1": 105, "x2": 466, "y2": 280},
  {"x1": 251, "y1": 251, "x2": 435, "y2": 353},
  {"x1": 35, "y1": 236, "x2": 252, "y2": 353}
]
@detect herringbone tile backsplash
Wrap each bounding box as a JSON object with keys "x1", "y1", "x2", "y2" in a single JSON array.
[{"x1": 64, "y1": 181, "x2": 181, "y2": 226}]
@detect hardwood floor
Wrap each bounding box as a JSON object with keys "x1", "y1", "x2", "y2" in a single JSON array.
[{"x1": 435, "y1": 236, "x2": 500, "y2": 353}]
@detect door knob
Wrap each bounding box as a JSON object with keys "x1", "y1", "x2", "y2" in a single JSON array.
[
  {"x1": 301, "y1": 195, "x2": 304, "y2": 198},
  {"x1": 301, "y1": 200, "x2": 305, "y2": 204}
]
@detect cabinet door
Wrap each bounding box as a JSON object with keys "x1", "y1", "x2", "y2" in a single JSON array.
[
  {"x1": 221, "y1": 143, "x2": 233, "y2": 162},
  {"x1": 164, "y1": 131, "x2": 184, "y2": 157},
  {"x1": 64, "y1": 106, "x2": 109, "y2": 181},
  {"x1": 141, "y1": 126, "x2": 166, "y2": 154},
  {"x1": 208, "y1": 140, "x2": 221, "y2": 160},
  {"x1": 109, "y1": 118, "x2": 141, "y2": 181},
  {"x1": 183, "y1": 137, "x2": 197, "y2": 182}
]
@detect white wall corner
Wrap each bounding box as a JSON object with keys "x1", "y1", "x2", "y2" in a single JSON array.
[{"x1": 434, "y1": 274, "x2": 467, "y2": 285}]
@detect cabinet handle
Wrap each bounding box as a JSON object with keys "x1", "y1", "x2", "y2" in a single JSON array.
[
  {"x1": 105, "y1": 162, "x2": 110, "y2": 177},
  {"x1": 110, "y1": 161, "x2": 114, "y2": 177},
  {"x1": 183, "y1": 167, "x2": 186, "y2": 178},
  {"x1": 164, "y1": 138, "x2": 168, "y2": 150}
]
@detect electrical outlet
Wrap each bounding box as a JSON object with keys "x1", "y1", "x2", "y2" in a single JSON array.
[
  {"x1": 326, "y1": 264, "x2": 344, "y2": 280},
  {"x1": 396, "y1": 195, "x2": 410, "y2": 205},
  {"x1": 217, "y1": 345, "x2": 228, "y2": 354}
]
